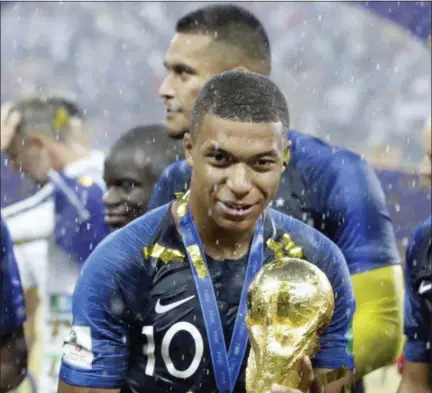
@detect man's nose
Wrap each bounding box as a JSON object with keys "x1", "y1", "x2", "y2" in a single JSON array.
[
  {"x1": 159, "y1": 74, "x2": 175, "y2": 99},
  {"x1": 103, "y1": 188, "x2": 121, "y2": 207},
  {"x1": 226, "y1": 164, "x2": 252, "y2": 198}
]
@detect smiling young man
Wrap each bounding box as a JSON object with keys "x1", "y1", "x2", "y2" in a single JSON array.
[
  {"x1": 58, "y1": 71, "x2": 354, "y2": 393},
  {"x1": 103, "y1": 124, "x2": 180, "y2": 230},
  {"x1": 151, "y1": 4, "x2": 403, "y2": 383}
]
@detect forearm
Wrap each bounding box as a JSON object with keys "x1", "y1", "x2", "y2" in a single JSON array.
[{"x1": 396, "y1": 361, "x2": 430, "y2": 393}]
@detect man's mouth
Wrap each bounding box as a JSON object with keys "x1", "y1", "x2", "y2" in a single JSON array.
[
  {"x1": 217, "y1": 201, "x2": 254, "y2": 217},
  {"x1": 165, "y1": 103, "x2": 181, "y2": 114}
]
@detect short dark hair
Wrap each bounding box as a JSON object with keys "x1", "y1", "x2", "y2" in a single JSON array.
[
  {"x1": 176, "y1": 4, "x2": 271, "y2": 75},
  {"x1": 190, "y1": 71, "x2": 289, "y2": 137},
  {"x1": 11, "y1": 96, "x2": 84, "y2": 141},
  {"x1": 109, "y1": 124, "x2": 179, "y2": 180}
]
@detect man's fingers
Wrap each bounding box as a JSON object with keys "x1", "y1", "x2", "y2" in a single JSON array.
[
  {"x1": 297, "y1": 356, "x2": 315, "y2": 393},
  {"x1": 271, "y1": 383, "x2": 301, "y2": 393}
]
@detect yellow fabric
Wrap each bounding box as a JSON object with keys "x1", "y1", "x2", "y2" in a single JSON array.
[{"x1": 352, "y1": 265, "x2": 405, "y2": 380}]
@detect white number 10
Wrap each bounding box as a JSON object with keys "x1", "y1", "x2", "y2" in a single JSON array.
[{"x1": 142, "y1": 322, "x2": 204, "y2": 379}]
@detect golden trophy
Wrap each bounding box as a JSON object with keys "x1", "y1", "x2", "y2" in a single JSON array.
[{"x1": 245, "y1": 258, "x2": 335, "y2": 393}]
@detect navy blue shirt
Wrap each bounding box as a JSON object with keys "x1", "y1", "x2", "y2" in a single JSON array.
[
  {"x1": 60, "y1": 204, "x2": 355, "y2": 393},
  {"x1": 0, "y1": 216, "x2": 26, "y2": 334}
]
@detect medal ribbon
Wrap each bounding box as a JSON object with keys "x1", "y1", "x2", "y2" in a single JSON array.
[{"x1": 177, "y1": 199, "x2": 263, "y2": 392}]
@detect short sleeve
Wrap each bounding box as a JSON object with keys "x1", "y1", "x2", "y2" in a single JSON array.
[
  {"x1": 59, "y1": 239, "x2": 131, "y2": 388},
  {"x1": 319, "y1": 153, "x2": 400, "y2": 275}
]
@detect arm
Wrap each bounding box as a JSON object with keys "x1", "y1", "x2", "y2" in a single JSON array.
[
  {"x1": 396, "y1": 361, "x2": 430, "y2": 393},
  {"x1": 51, "y1": 170, "x2": 109, "y2": 263},
  {"x1": 0, "y1": 326, "x2": 27, "y2": 393},
  {"x1": 57, "y1": 238, "x2": 132, "y2": 392},
  {"x1": 321, "y1": 153, "x2": 400, "y2": 275}
]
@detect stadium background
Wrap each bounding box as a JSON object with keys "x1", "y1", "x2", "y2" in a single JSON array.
[{"x1": 0, "y1": 2, "x2": 431, "y2": 392}]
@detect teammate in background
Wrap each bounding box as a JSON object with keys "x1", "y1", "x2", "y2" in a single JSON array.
[
  {"x1": 397, "y1": 117, "x2": 431, "y2": 393},
  {"x1": 0, "y1": 118, "x2": 27, "y2": 393},
  {"x1": 104, "y1": 124, "x2": 179, "y2": 231},
  {"x1": 59, "y1": 71, "x2": 354, "y2": 393},
  {"x1": 150, "y1": 4, "x2": 403, "y2": 382},
  {"x1": 1, "y1": 97, "x2": 108, "y2": 393}
]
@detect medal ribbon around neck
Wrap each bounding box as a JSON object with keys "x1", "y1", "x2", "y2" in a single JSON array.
[{"x1": 176, "y1": 196, "x2": 264, "y2": 392}]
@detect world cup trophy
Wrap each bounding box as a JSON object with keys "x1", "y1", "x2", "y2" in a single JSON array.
[{"x1": 245, "y1": 258, "x2": 335, "y2": 393}]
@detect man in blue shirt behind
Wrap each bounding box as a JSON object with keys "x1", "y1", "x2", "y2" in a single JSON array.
[{"x1": 58, "y1": 71, "x2": 355, "y2": 393}]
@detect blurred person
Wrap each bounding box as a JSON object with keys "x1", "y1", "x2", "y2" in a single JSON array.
[
  {"x1": 1, "y1": 97, "x2": 108, "y2": 393},
  {"x1": 0, "y1": 217, "x2": 28, "y2": 393},
  {"x1": 103, "y1": 124, "x2": 180, "y2": 231},
  {"x1": 397, "y1": 117, "x2": 431, "y2": 393},
  {"x1": 151, "y1": 3, "x2": 404, "y2": 383},
  {"x1": 58, "y1": 71, "x2": 354, "y2": 393},
  {"x1": 1, "y1": 121, "x2": 27, "y2": 393}
]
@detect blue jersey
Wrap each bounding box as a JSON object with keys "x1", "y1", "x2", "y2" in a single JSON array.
[
  {"x1": 0, "y1": 216, "x2": 26, "y2": 334},
  {"x1": 149, "y1": 130, "x2": 400, "y2": 276},
  {"x1": 403, "y1": 217, "x2": 431, "y2": 363},
  {"x1": 60, "y1": 203, "x2": 355, "y2": 393}
]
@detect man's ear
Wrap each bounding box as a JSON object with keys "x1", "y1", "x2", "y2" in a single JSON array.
[
  {"x1": 184, "y1": 133, "x2": 194, "y2": 167},
  {"x1": 282, "y1": 140, "x2": 292, "y2": 172}
]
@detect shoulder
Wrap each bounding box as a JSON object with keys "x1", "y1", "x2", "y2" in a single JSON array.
[
  {"x1": 268, "y1": 208, "x2": 346, "y2": 265},
  {"x1": 1, "y1": 185, "x2": 54, "y2": 242},
  {"x1": 84, "y1": 204, "x2": 172, "y2": 274},
  {"x1": 160, "y1": 159, "x2": 191, "y2": 179},
  {"x1": 290, "y1": 130, "x2": 370, "y2": 177}
]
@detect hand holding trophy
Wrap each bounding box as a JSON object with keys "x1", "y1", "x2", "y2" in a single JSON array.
[{"x1": 245, "y1": 258, "x2": 335, "y2": 393}]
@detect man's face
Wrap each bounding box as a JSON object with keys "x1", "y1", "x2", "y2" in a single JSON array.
[
  {"x1": 160, "y1": 33, "x2": 228, "y2": 138},
  {"x1": 420, "y1": 117, "x2": 431, "y2": 186},
  {"x1": 185, "y1": 113, "x2": 287, "y2": 234},
  {"x1": 103, "y1": 149, "x2": 154, "y2": 230},
  {"x1": 7, "y1": 134, "x2": 52, "y2": 184}
]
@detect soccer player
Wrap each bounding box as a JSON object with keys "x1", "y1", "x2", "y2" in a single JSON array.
[
  {"x1": 103, "y1": 124, "x2": 179, "y2": 230},
  {"x1": 1, "y1": 97, "x2": 108, "y2": 393},
  {"x1": 59, "y1": 71, "x2": 354, "y2": 393},
  {"x1": 151, "y1": 4, "x2": 403, "y2": 381},
  {"x1": 397, "y1": 117, "x2": 431, "y2": 393}
]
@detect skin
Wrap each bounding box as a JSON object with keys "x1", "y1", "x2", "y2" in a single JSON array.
[
  {"x1": 160, "y1": 32, "x2": 246, "y2": 138},
  {"x1": 58, "y1": 114, "x2": 351, "y2": 393},
  {"x1": 103, "y1": 147, "x2": 156, "y2": 230},
  {"x1": 396, "y1": 116, "x2": 432, "y2": 393}
]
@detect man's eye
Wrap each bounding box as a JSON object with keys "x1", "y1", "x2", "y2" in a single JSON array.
[
  {"x1": 210, "y1": 153, "x2": 230, "y2": 164},
  {"x1": 256, "y1": 159, "x2": 274, "y2": 167},
  {"x1": 122, "y1": 181, "x2": 136, "y2": 192}
]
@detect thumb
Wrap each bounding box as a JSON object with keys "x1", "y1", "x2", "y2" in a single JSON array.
[{"x1": 297, "y1": 356, "x2": 314, "y2": 393}]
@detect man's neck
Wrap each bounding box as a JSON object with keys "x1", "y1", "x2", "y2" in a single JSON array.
[
  {"x1": 186, "y1": 194, "x2": 256, "y2": 261},
  {"x1": 52, "y1": 144, "x2": 90, "y2": 171}
]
